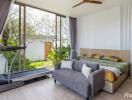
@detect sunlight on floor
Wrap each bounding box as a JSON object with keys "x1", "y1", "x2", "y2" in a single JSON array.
[{"x1": 29, "y1": 61, "x2": 53, "y2": 68}]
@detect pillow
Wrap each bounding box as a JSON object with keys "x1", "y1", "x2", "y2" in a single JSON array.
[
  {"x1": 82, "y1": 64, "x2": 92, "y2": 78},
  {"x1": 73, "y1": 60, "x2": 88, "y2": 72},
  {"x1": 109, "y1": 56, "x2": 122, "y2": 62},
  {"x1": 102, "y1": 56, "x2": 122, "y2": 62},
  {"x1": 101, "y1": 56, "x2": 110, "y2": 60},
  {"x1": 61, "y1": 60, "x2": 73, "y2": 69},
  {"x1": 91, "y1": 54, "x2": 104, "y2": 60},
  {"x1": 86, "y1": 62, "x2": 99, "y2": 72}
]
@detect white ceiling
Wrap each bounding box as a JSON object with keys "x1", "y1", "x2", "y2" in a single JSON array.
[{"x1": 16, "y1": 0, "x2": 123, "y2": 18}]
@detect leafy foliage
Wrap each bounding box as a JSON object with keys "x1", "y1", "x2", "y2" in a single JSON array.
[
  {"x1": 48, "y1": 45, "x2": 71, "y2": 65},
  {"x1": 0, "y1": 5, "x2": 36, "y2": 72},
  {"x1": 28, "y1": 61, "x2": 53, "y2": 68},
  {"x1": 3, "y1": 51, "x2": 33, "y2": 73},
  {"x1": 1, "y1": 4, "x2": 69, "y2": 73}
]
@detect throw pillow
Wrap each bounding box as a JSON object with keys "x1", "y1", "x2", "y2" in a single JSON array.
[
  {"x1": 61, "y1": 60, "x2": 73, "y2": 69},
  {"x1": 102, "y1": 56, "x2": 122, "y2": 62},
  {"x1": 109, "y1": 56, "x2": 122, "y2": 62},
  {"x1": 91, "y1": 54, "x2": 104, "y2": 59},
  {"x1": 86, "y1": 62, "x2": 99, "y2": 72},
  {"x1": 82, "y1": 64, "x2": 92, "y2": 78}
]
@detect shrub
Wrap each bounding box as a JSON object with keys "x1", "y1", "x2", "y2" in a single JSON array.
[
  {"x1": 48, "y1": 46, "x2": 71, "y2": 66},
  {"x1": 4, "y1": 51, "x2": 33, "y2": 73}
]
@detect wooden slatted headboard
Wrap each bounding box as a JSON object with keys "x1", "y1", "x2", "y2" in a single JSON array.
[{"x1": 80, "y1": 48, "x2": 130, "y2": 62}]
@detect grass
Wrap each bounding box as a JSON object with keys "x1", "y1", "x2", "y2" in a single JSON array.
[{"x1": 29, "y1": 60, "x2": 53, "y2": 69}]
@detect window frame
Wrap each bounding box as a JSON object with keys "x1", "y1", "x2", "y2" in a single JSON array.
[
  {"x1": 5, "y1": 2, "x2": 69, "y2": 72},
  {"x1": 15, "y1": 2, "x2": 67, "y2": 50}
]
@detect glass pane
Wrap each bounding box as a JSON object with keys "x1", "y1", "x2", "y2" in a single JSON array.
[
  {"x1": 61, "y1": 18, "x2": 69, "y2": 47},
  {"x1": 1, "y1": 3, "x2": 70, "y2": 73},
  {"x1": 3, "y1": 4, "x2": 19, "y2": 47},
  {"x1": 2, "y1": 4, "x2": 20, "y2": 73},
  {"x1": 61, "y1": 18, "x2": 70, "y2": 58},
  {"x1": 57, "y1": 16, "x2": 61, "y2": 49},
  {"x1": 25, "y1": 6, "x2": 56, "y2": 70}
]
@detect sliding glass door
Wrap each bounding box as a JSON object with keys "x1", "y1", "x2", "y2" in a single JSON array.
[
  {"x1": 26, "y1": 6, "x2": 56, "y2": 60},
  {"x1": 2, "y1": 2, "x2": 69, "y2": 73},
  {"x1": 2, "y1": 4, "x2": 26, "y2": 73}
]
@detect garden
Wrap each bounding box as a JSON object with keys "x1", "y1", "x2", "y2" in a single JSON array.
[{"x1": 0, "y1": 4, "x2": 70, "y2": 73}]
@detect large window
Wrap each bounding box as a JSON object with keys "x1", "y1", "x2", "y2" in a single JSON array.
[
  {"x1": 61, "y1": 18, "x2": 69, "y2": 47},
  {"x1": 3, "y1": 4, "x2": 20, "y2": 46},
  {"x1": 2, "y1": 3, "x2": 69, "y2": 73},
  {"x1": 2, "y1": 4, "x2": 26, "y2": 73},
  {"x1": 26, "y1": 6, "x2": 56, "y2": 61}
]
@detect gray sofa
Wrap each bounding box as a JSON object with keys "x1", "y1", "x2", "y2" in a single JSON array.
[{"x1": 52, "y1": 60, "x2": 105, "y2": 100}]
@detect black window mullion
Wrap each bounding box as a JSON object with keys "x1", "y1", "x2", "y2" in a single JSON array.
[
  {"x1": 18, "y1": 5, "x2": 22, "y2": 72},
  {"x1": 19, "y1": 5, "x2": 21, "y2": 46},
  {"x1": 23, "y1": 6, "x2": 26, "y2": 48},
  {"x1": 55, "y1": 15, "x2": 57, "y2": 50},
  {"x1": 23, "y1": 5, "x2": 26, "y2": 70},
  {"x1": 60, "y1": 17, "x2": 62, "y2": 50}
]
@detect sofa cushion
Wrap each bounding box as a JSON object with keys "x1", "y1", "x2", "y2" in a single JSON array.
[
  {"x1": 61, "y1": 60, "x2": 73, "y2": 69},
  {"x1": 86, "y1": 62, "x2": 99, "y2": 72},
  {"x1": 82, "y1": 64, "x2": 92, "y2": 78},
  {"x1": 52, "y1": 69, "x2": 91, "y2": 97},
  {"x1": 73, "y1": 60, "x2": 88, "y2": 72},
  {"x1": 52, "y1": 69, "x2": 74, "y2": 85}
]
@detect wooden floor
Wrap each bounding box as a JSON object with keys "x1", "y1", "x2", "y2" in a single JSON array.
[{"x1": 0, "y1": 77, "x2": 132, "y2": 100}]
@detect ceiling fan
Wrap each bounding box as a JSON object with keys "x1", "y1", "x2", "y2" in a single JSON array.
[{"x1": 73, "y1": 0, "x2": 103, "y2": 8}]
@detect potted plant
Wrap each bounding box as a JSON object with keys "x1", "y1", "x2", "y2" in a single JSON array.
[{"x1": 48, "y1": 46, "x2": 71, "y2": 66}]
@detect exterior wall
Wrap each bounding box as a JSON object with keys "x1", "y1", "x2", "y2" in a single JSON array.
[{"x1": 26, "y1": 39, "x2": 45, "y2": 61}]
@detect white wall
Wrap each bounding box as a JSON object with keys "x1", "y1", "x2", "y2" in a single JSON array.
[
  {"x1": 26, "y1": 39, "x2": 45, "y2": 61},
  {"x1": 77, "y1": 6, "x2": 121, "y2": 54}
]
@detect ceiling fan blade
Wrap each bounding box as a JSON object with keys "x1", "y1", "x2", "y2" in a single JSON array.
[
  {"x1": 73, "y1": 2, "x2": 84, "y2": 8},
  {"x1": 88, "y1": 0, "x2": 103, "y2": 4}
]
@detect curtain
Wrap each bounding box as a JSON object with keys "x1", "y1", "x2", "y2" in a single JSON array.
[
  {"x1": 120, "y1": 0, "x2": 132, "y2": 50},
  {"x1": 69, "y1": 17, "x2": 77, "y2": 59},
  {"x1": 0, "y1": 0, "x2": 13, "y2": 35},
  {"x1": 120, "y1": 0, "x2": 132, "y2": 77},
  {"x1": 129, "y1": 1, "x2": 132, "y2": 77}
]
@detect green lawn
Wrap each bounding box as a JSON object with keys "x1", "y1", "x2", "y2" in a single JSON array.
[{"x1": 29, "y1": 61, "x2": 53, "y2": 69}]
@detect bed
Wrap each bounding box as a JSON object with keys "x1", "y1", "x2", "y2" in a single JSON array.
[
  {"x1": 87, "y1": 59, "x2": 129, "y2": 93},
  {"x1": 79, "y1": 48, "x2": 130, "y2": 93}
]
